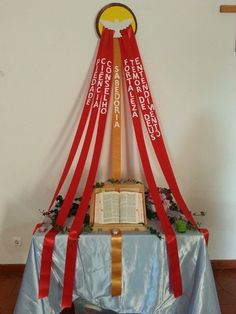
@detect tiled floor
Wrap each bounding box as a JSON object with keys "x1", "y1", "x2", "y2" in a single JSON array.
[{"x1": 0, "y1": 269, "x2": 235, "y2": 314}]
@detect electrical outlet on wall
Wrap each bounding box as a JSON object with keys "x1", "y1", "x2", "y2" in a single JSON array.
[{"x1": 13, "y1": 237, "x2": 22, "y2": 246}]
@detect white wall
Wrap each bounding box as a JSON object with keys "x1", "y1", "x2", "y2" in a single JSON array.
[{"x1": 0, "y1": 0, "x2": 236, "y2": 263}]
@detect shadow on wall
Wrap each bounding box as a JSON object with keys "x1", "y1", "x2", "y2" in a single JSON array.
[{"x1": 173, "y1": 113, "x2": 223, "y2": 227}]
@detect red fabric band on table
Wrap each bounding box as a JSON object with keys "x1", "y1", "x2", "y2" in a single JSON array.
[
  {"x1": 61, "y1": 30, "x2": 114, "y2": 308},
  {"x1": 119, "y1": 36, "x2": 183, "y2": 298},
  {"x1": 38, "y1": 228, "x2": 58, "y2": 298},
  {"x1": 38, "y1": 29, "x2": 109, "y2": 299},
  {"x1": 121, "y1": 27, "x2": 209, "y2": 244}
]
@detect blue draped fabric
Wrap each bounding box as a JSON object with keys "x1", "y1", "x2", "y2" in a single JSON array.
[{"x1": 14, "y1": 228, "x2": 220, "y2": 314}]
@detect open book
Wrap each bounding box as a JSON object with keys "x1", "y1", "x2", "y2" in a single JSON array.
[{"x1": 94, "y1": 191, "x2": 144, "y2": 224}]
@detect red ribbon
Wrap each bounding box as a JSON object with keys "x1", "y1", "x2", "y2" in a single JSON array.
[
  {"x1": 119, "y1": 36, "x2": 182, "y2": 297},
  {"x1": 38, "y1": 29, "x2": 110, "y2": 299},
  {"x1": 32, "y1": 223, "x2": 43, "y2": 235},
  {"x1": 38, "y1": 229, "x2": 58, "y2": 298},
  {"x1": 121, "y1": 27, "x2": 208, "y2": 244},
  {"x1": 61, "y1": 30, "x2": 114, "y2": 308},
  {"x1": 46, "y1": 31, "x2": 108, "y2": 213},
  {"x1": 33, "y1": 25, "x2": 107, "y2": 237}
]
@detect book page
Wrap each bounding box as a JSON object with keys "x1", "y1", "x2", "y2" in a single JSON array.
[
  {"x1": 94, "y1": 191, "x2": 120, "y2": 224},
  {"x1": 119, "y1": 192, "x2": 144, "y2": 224}
]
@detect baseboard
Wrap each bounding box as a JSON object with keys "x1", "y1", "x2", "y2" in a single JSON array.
[
  {"x1": 0, "y1": 264, "x2": 25, "y2": 274},
  {"x1": 211, "y1": 260, "x2": 236, "y2": 270}
]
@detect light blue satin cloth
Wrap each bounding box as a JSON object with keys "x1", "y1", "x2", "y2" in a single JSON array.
[{"x1": 14, "y1": 227, "x2": 220, "y2": 314}]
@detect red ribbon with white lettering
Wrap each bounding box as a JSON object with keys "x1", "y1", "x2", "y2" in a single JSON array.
[
  {"x1": 33, "y1": 24, "x2": 107, "y2": 237},
  {"x1": 119, "y1": 35, "x2": 183, "y2": 298},
  {"x1": 38, "y1": 28, "x2": 111, "y2": 299},
  {"x1": 46, "y1": 32, "x2": 108, "y2": 214},
  {"x1": 121, "y1": 27, "x2": 208, "y2": 244},
  {"x1": 61, "y1": 30, "x2": 114, "y2": 308}
]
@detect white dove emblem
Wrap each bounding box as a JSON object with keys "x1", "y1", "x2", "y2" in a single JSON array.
[{"x1": 100, "y1": 18, "x2": 133, "y2": 38}]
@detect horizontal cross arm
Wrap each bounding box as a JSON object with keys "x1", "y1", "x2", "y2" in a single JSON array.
[{"x1": 220, "y1": 5, "x2": 236, "y2": 13}]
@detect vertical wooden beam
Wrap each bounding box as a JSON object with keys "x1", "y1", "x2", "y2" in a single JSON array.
[{"x1": 111, "y1": 39, "x2": 122, "y2": 179}]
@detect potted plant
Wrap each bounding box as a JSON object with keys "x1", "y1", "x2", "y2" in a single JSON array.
[{"x1": 175, "y1": 217, "x2": 187, "y2": 233}]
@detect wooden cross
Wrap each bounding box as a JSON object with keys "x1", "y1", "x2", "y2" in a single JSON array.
[{"x1": 220, "y1": 5, "x2": 236, "y2": 51}]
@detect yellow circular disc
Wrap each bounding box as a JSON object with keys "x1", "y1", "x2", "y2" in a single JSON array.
[{"x1": 96, "y1": 3, "x2": 137, "y2": 37}]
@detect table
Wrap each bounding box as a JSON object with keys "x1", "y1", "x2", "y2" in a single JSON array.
[{"x1": 14, "y1": 227, "x2": 220, "y2": 314}]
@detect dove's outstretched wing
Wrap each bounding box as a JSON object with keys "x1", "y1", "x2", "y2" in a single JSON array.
[
  {"x1": 100, "y1": 19, "x2": 133, "y2": 38},
  {"x1": 119, "y1": 18, "x2": 133, "y2": 30},
  {"x1": 100, "y1": 20, "x2": 115, "y2": 31}
]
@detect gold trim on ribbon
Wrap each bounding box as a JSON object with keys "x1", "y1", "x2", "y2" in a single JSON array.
[{"x1": 111, "y1": 229, "x2": 122, "y2": 296}]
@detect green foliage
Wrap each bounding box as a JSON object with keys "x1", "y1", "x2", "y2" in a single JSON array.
[
  {"x1": 147, "y1": 227, "x2": 162, "y2": 239},
  {"x1": 39, "y1": 178, "x2": 206, "y2": 235}
]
